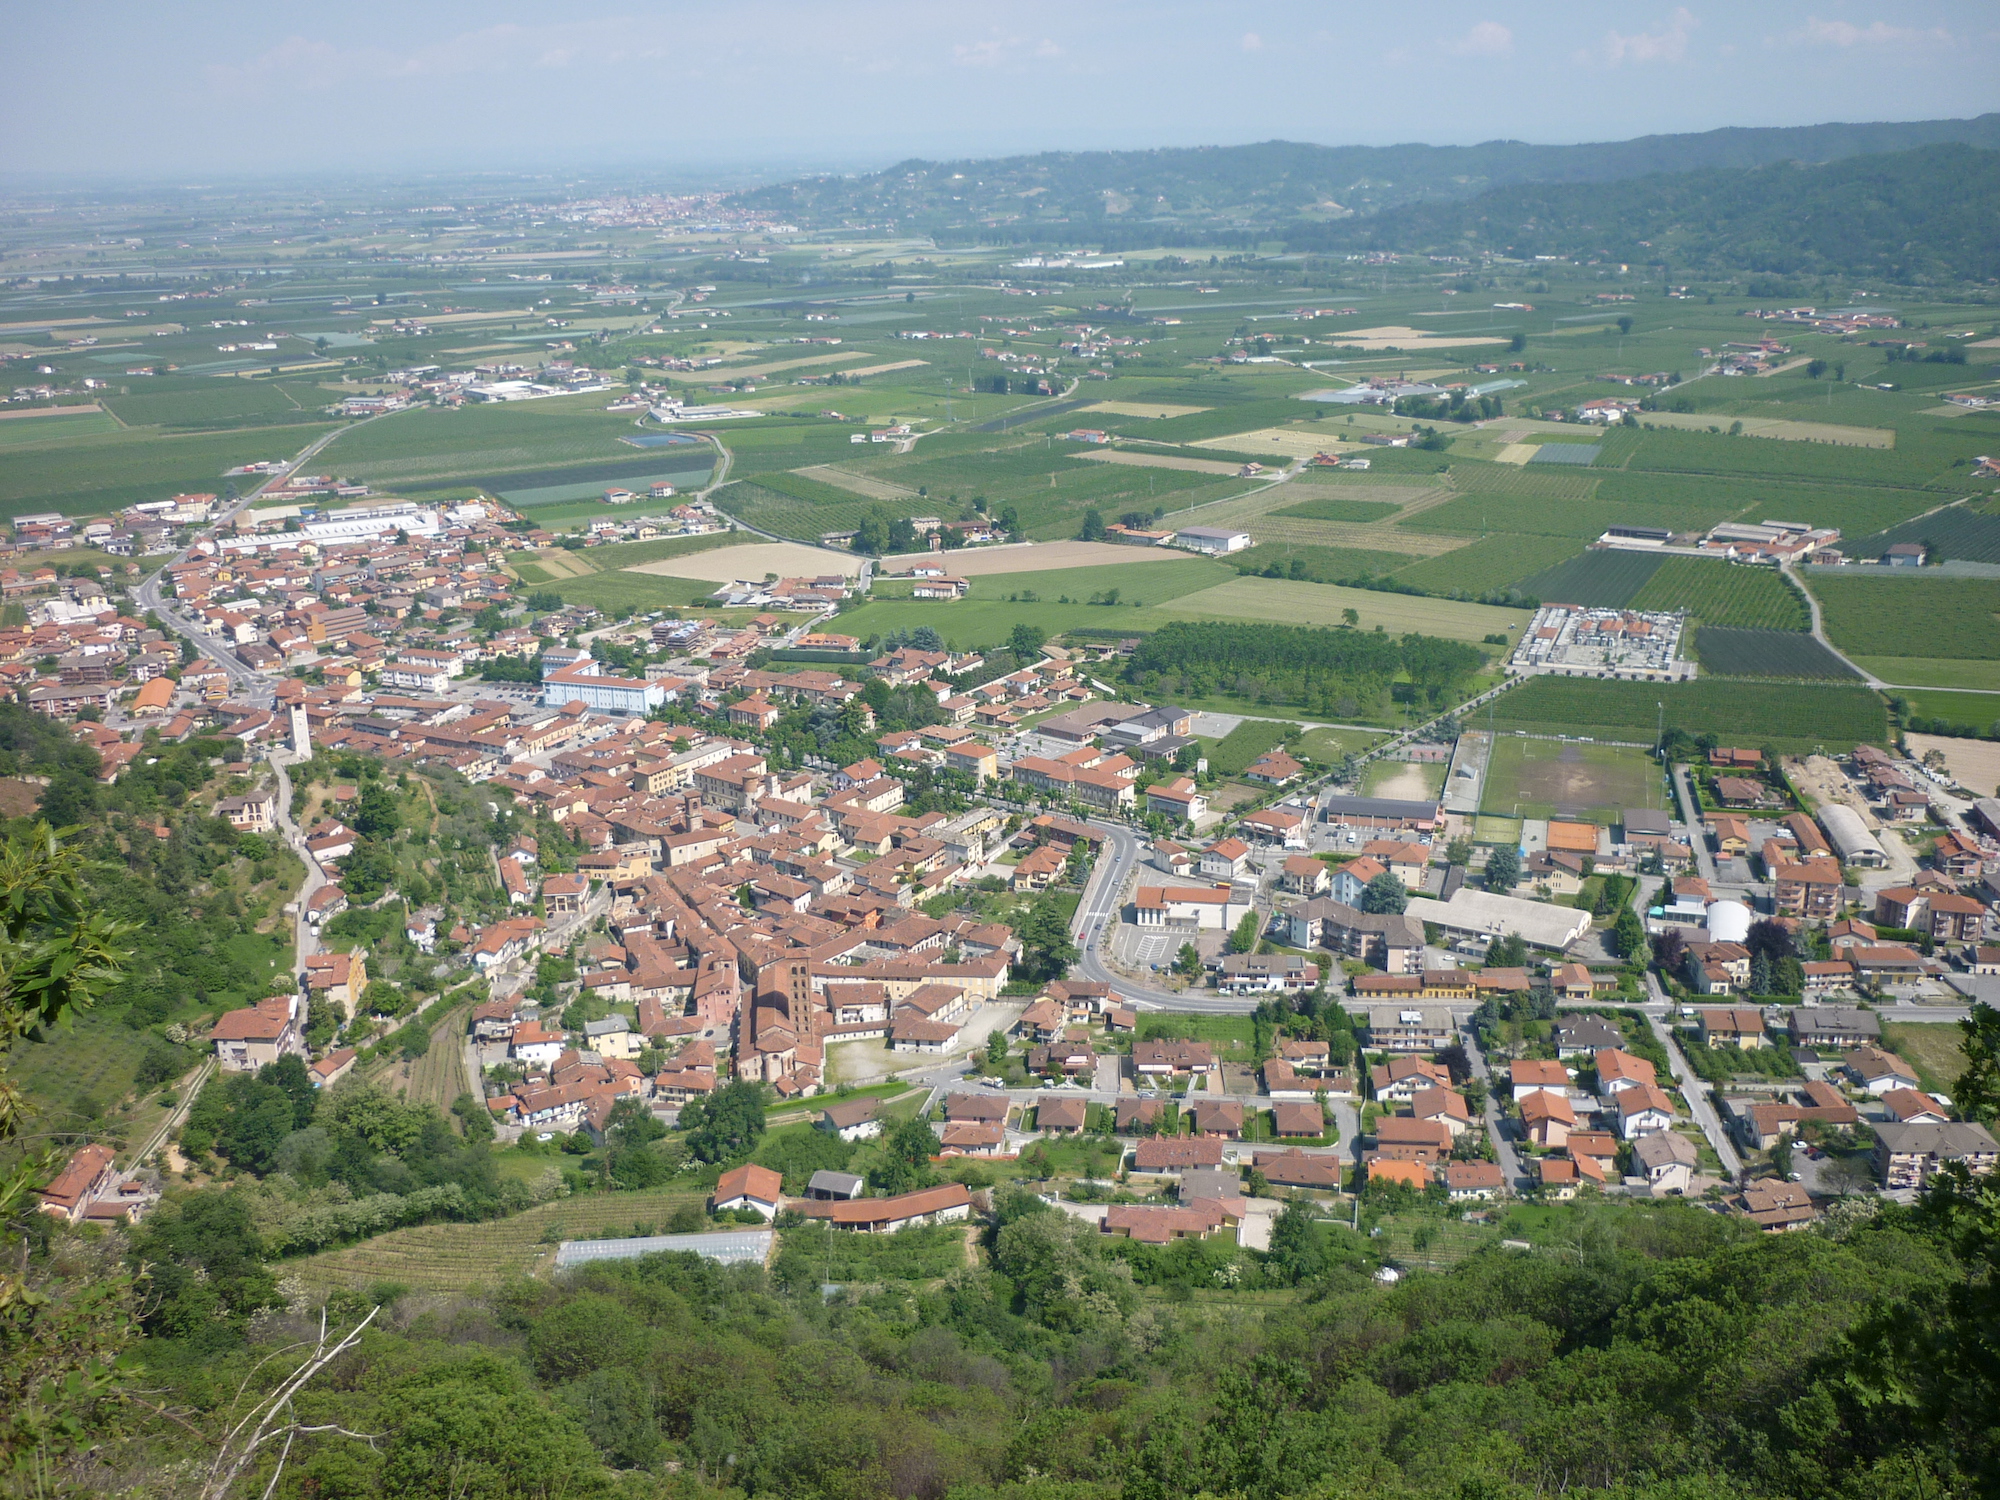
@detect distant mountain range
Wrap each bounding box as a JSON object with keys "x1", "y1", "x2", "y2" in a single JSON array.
[
  {"x1": 732, "y1": 114, "x2": 2000, "y2": 235},
  {"x1": 1298, "y1": 144, "x2": 2000, "y2": 283}
]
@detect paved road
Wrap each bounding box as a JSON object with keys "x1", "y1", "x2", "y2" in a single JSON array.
[
  {"x1": 1782, "y1": 561, "x2": 1880, "y2": 688},
  {"x1": 135, "y1": 417, "x2": 374, "y2": 706},
  {"x1": 1067, "y1": 818, "x2": 1263, "y2": 1014},
  {"x1": 1668, "y1": 765, "x2": 1719, "y2": 884},
  {"x1": 270, "y1": 754, "x2": 327, "y2": 967},
  {"x1": 1644, "y1": 972, "x2": 1745, "y2": 1178},
  {"x1": 1462, "y1": 1018, "x2": 1528, "y2": 1190}
]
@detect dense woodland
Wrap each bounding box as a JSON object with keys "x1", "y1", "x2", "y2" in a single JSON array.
[
  {"x1": 12, "y1": 1176, "x2": 2000, "y2": 1499},
  {"x1": 1287, "y1": 144, "x2": 2000, "y2": 284}
]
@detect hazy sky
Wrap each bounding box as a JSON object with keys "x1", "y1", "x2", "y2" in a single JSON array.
[{"x1": 7, "y1": 1, "x2": 1998, "y2": 182}]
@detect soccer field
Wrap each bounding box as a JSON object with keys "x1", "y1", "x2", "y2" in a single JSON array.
[{"x1": 1479, "y1": 737, "x2": 1663, "y2": 824}]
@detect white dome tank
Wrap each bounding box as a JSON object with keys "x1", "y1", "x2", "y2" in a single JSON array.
[{"x1": 1706, "y1": 900, "x2": 1752, "y2": 944}]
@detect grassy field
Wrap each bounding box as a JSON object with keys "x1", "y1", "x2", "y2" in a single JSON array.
[
  {"x1": 1489, "y1": 678, "x2": 1891, "y2": 752},
  {"x1": 1391, "y1": 533, "x2": 1585, "y2": 594},
  {"x1": 1857, "y1": 658, "x2": 2000, "y2": 691},
  {"x1": 1149, "y1": 576, "x2": 1531, "y2": 642},
  {"x1": 287, "y1": 1183, "x2": 714, "y2": 1290},
  {"x1": 1204, "y1": 718, "x2": 1298, "y2": 776},
  {"x1": 1892, "y1": 687, "x2": 2000, "y2": 734},
  {"x1": 1297, "y1": 725, "x2": 1387, "y2": 764},
  {"x1": 1227, "y1": 542, "x2": 1419, "y2": 582},
  {"x1": 1808, "y1": 575, "x2": 2000, "y2": 659},
  {"x1": 1880, "y1": 1022, "x2": 1969, "y2": 1097},
  {"x1": 1480, "y1": 737, "x2": 1663, "y2": 822},
  {"x1": 840, "y1": 557, "x2": 1231, "y2": 648}
]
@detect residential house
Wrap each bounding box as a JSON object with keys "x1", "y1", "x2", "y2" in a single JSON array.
[
  {"x1": 1632, "y1": 1131, "x2": 1700, "y2": 1194},
  {"x1": 713, "y1": 1162, "x2": 784, "y2": 1219}
]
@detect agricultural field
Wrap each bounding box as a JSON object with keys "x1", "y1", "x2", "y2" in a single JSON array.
[
  {"x1": 0, "y1": 420, "x2": 337, "y2": 520},
  {"x1": 1272, "y1": 496, "x2": 1403, "y2": 523},
  {"x1": 1694, "y1": 627, "x2": 1859, "y2": 680},
  {"x1": 1518, "y1": 550, "x2": 1665, "y2": 608},
  {"x1": 1488, "y1": 677, "x2": 1891, "y2": 753},
  {"x1": 0, "y1": 409, "x2": 123, "y2": 445},
  {"x1": 1203, "y1": 718, "x2": 1299, "y2": 776},
  {"x1": 1856, "y1": 658, "x2": 2000, "y2": 691},
  {"x1": 1626, "y1": 558, "x2": 1810, "y2": 631},
  {"x1": 1895, "y1": 689, "x2": 2000, "y2": 737},
  {"x1": 1390, "y1": 533, "x2": 1585, "y2": 595},
  {"x1": 1227, "y1": 542, "x2": 1420, "y2": 583},
  {"x1": 311, "y1": 397, "x2": 652, "y2": 489},
  {"x1": 1850, "y1": 505, "x2": 2000, "y2": 565},
  {"x1": 837, "y1": 557, "x2": 1231, "y2": 649},
  {"x1": 1399, "y1": 492, "x2": 1741, "y2": 540},
  {"x1": 1148, "y1": 576, "x2": 1530, "y2": 642},
  {"x1": 1479, "y1": 737, "x2": 1663, "y2": 823},
  {"x1": 1808, "y1": 575, "x2": 2000, "y2": 659},
  {"x1": 101, "y1": 378, "x2": 335, "y2": 429},
  {"x1": 286, "y1": 1183, "x2": 712, "y2": 1290}
]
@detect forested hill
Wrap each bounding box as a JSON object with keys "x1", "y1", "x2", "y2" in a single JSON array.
[
  {"x1": 731, "y1": 114, "x2": 2000, "y2": 234},
  {"x1": 1293, "y1": 143, "x2": 2000, "y2": 283}
]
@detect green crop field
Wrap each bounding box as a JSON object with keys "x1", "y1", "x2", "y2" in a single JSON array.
[
  {"x1": 1488, "y1": 677, "x2": 1890, "y2": 752},
  {"x1": 1148, "y1": 576, "x2": 1531, "y2": 641},
  {"x1": 1851, "y1": 506, "x2": 2000, "y2": 565},
  {"x1": 1228, "y1": 542, "x2": 1418, "y2": 582},
  {"x1": 286, "y1": 1183, "x2": 711, "y2": 1290},
  {"x1": 838, "y1": 557, "x2": 1230, "y2": 649},
  {"x1": 1808, "y1": 575, "x2": 2000, "y2": 659},
  {"x1": 1518, "y1": 549, "x2": 1664, "y2": 607},
  {"x1": 0, "y1": 421, "x2": 337, "y2": 519},
  {"x1": 1854, "y1": 658, "x2": 2000, "y2": 691},
  {"x1": 1480, "y1": 737, "x2": 1663, "y2": 823},
  {"x1": 1272, "y1": 496, "x2": 1402, "y2": 523},
  {"x1": 1893, "y1": 686, "x2": 2000, "y2": 737},
  {"x1": 1391, "y1": 534, "x2": 1585, "y2": 595},
  {"x1": 312, "y1": 398, "x2": 651, "y2": 485},
  {"x1": 535, "y1": 570, "x2": 734, "y2": 613},
  {"x1": 1627, "y1": 558, "x2": 1809, "y2": 630},
  {"x1": 0, "y1": 410, "x2": 123, "y2": 446},
  {"x1": 1621, "y1": 426, "x2": 1973, "y2": 488},
  {"x1": 1694, "y1": 627, "x2": 1859, "y2": 680},
  {"x1": 1204, "y1": 718, "x2": 1298, "y2": 776},
  {"x1": 1400, "y1": 492, "x2": 1741, "y2": 540},
  {"x1": 102, "y1": 379, "x2": 330, "y2": 428}
]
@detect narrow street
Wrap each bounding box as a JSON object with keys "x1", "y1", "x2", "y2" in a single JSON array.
[
  {"x1": 1461, "y1": 1019, "x2": 1528, "y2": 1191},
  {"x1": 1643, "y1": 972, "x2": 1745, "y2": 1178},
  {"x1": 1669, "y1": 765, "x2": 1719, "y2": 884}
]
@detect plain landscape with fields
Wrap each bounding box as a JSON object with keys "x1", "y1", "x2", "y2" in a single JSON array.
[{"x1": 7, "y1": 39, "x2": 2000, "y2": 1500}]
